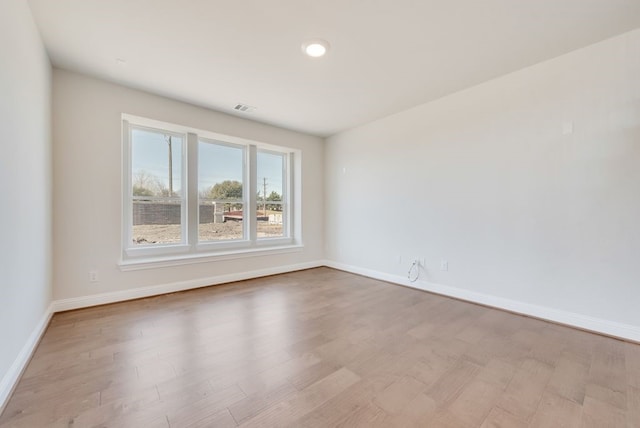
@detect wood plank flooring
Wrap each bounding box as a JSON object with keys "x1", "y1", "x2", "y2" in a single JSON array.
[{"x1": 1, "y1": 267, "x2": 639, "y2": 427}]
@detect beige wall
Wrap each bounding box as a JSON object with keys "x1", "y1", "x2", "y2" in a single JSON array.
[
  {"x1": 5, "y1": 4, "x2": 640, "y2": 398},
  {"x1": 52, "y1": 69, "x2": 324, "y2": 300},
  {"x1": 326, "y1": 30, "x2": 640, "y2": 329},
  {"x1": 0, "y1": 0, "x2": 52, "y2": 397}
]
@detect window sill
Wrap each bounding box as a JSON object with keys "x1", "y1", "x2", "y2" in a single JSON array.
[{"x1": 118, "y1": 243, "x2": 304, "y2": 271}]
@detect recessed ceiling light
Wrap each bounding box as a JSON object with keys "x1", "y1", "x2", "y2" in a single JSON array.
[{"x1": 302, "y1": 39, "x2": 330, "y2": 58}]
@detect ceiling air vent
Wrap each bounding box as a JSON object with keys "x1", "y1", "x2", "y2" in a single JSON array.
[{"x1": 234, "y1": 103, "x2": 257, "y2": 113}]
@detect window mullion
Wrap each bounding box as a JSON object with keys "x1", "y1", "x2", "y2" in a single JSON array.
[
  {"x1": 187, "y1": 133, "x2": 199, "y2": 248},
  {"x1": 248, "y1": 145, "x2": 257, "y2": 242}
]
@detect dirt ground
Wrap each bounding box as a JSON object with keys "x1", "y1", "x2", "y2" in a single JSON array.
[{"x1": 133, "y1": 221, "x2": 283, "y2": 244}]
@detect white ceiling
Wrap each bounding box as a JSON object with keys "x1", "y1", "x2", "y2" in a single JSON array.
[{"x1": 28, "y1": 0, "x2": 640, "y2": 137}]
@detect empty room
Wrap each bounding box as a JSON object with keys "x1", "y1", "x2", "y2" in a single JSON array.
[{"x1": 2, "y1": 0, "x2": 640, "y2": 426}]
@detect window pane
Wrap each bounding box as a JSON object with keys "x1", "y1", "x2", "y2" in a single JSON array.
[
  {"x1": 257, "y1": 151, "x2": 285, "y2": 238},
  {"x1": 199, "y1": 141, "x2": 244, "y2": 241},
  {"x1": 131, "y1": 128, "x2": 183, "y2": 245}
]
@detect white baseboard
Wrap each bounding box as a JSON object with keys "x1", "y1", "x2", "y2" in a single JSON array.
[
  {"x1": 323, "y1": 260, "x2": 640, "y2": 343},
  {"x1": 0, "y1": 302, "x2": 54, "y2": 414},
  {"x1": 4, "y1": 258, "x2": 638, "y2": 414},
  {"x1": 52, "y1": 260, "x2": 324, "y2": 312},
  {"x1": 1, "y1": 261, "x2": 323, "y2": 413}
]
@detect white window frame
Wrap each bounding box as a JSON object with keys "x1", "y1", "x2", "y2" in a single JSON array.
[{"x1": 120, "y1": 114, "x2": 302, "y2": 269}]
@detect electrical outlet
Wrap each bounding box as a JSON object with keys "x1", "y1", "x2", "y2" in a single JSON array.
[
  {"x1": 440, "y1": 260, "x2": 448, "y2": 271},
  {"x1": 89, "y1": 270, "x2": 99, "y2": 282}
]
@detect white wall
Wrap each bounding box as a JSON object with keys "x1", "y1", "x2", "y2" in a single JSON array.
[
  {"x1": 52, "y1": 69, "x2": 324, "y2": 301},
  {"x1": 326, "y1": 30, "x2": 640, "y2": 330},
  {"x1": 0, "y1": 0, "x2": 52, "y2": 401}
]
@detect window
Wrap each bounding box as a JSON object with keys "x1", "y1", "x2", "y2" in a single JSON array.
[
  {"x1": 257, "y1": 150, "x2": 286, "y2": 239},
  {"x1": 130, "y1": 126, "x2": 185, "y2": 246},
  {"x1": 122, "y1": 115, "x2": 300, "y2": 265},
  {"x1": 198, "y1": 139, "x2": 245, "y2": 243}
]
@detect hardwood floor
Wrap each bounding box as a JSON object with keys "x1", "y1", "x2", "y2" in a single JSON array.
[{"x1": 1, "y1": 267, "x2": 638, "y2": 427}]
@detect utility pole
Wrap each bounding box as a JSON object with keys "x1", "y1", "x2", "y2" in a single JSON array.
[{"x1": 262, "y1": 177, "x2": 267, "y2": 214}]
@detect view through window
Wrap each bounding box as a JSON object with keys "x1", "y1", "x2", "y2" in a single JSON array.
[
  {"x1": 198, "y1": 140, "x2": 245, "y2": 242},
  {"x1": 123, "y1": 117, "x2": 296, "y2": 260},
  {"x1": 131, "y1": 127, "x2": 184, "y2": 245},
  {"x1": 257, "y1": 150, "x2": 285, "y2": 238}
]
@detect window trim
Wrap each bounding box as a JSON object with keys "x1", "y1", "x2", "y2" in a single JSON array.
[
  {"x1": 119, "y1": 244, "x2": 304, "y2": 271},
  {"x1": 121, "y1": 114, "x2": 301, "y2": 267}
]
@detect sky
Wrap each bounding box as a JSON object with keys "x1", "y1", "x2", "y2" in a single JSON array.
[{"x1": 131, "y1": 128, "x2": 284, "y2": 197}]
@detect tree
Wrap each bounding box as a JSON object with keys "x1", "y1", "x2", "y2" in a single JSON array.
[
  {"x1": 133, "y1": 185, "x2": 154, "y2": 197},
  {"x1": 132, "y1": 170, "x2": 169, "y2": 197},
  {"x1": 266, "y1": 191, "x2": 282, "y2": 211},
  {"x1": 207, "y1": 180, "x2": 243, "y2": 211},
  {"x1": 266, "y1": 191, "x2": 281, "y2": 201},
  {"x1": 208, "y1": 180, "x2": 243, "y2": 200}
]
